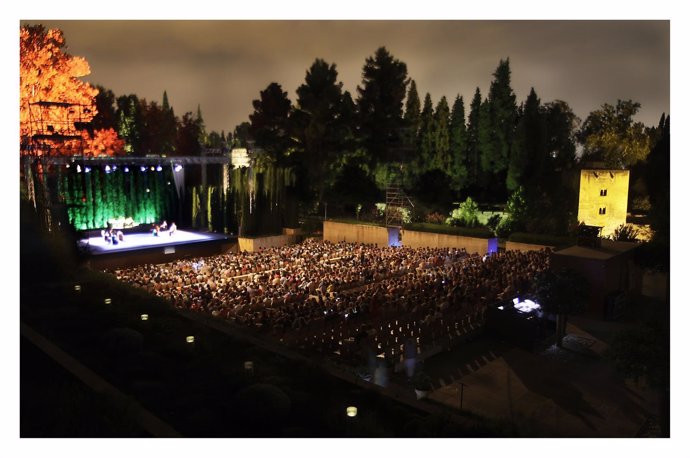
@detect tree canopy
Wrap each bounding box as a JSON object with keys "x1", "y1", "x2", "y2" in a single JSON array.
[
  {"x1": 20, "y1": 25, "x2": 123, "y2": 157},
  {"x1": 577, "y1": 99, "x2": 652, "y2": 168}
]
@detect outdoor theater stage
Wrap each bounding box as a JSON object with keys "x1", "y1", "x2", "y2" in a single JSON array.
[{"x1": 79, "y1": 230, "x2": 236, "y2": 270}]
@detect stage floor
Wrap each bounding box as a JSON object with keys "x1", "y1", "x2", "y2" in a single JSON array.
[{"x1": 79, "y1": 230, "x2": 229, "y2": 255}]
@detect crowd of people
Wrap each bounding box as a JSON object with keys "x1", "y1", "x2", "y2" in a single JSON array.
[{"x1": 110, "y1": 239, "x2": 551, "y2": 362}]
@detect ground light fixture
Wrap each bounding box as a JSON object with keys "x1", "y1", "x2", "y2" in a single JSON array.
[
  {"x1": 346, "y1": 406, "x2": 358, "y2": 417},
  {"x1": 140, "y1": 314, "x2": 149, "y2": 321},
  {"x1": 74, "y1": 284, "x2": 81, "y2": 292},
  {"x1": 104, "y1": 298, "x2": 112, "y2": 305},
  {"x1": 186, "y1": 336, "x2": 195, "y2": 344}
]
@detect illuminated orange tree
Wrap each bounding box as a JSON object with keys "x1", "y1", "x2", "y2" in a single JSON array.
[{"x1": 20, "y1": 25, "x2": 123, "y2": 156}]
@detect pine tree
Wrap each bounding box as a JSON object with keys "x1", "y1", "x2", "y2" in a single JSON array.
[
  {"x1": 294, "y1": 58, "x2": 348, "y2": 203},
  {"x1": 249, "y1": 82, "x2": 293, "y2": 165},
  {"x1": 356, "y1": 47, "x2": 409, "y2": 167},
  {"x1": 449, "y1": 95, "x2": 468, "y2": 193}
]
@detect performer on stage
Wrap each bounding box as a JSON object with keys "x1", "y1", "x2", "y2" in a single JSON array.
[
  {"x1": 160, "y1": 220, "x2": 168, "y2": 230},
  {"x1": 169, "y1": 222, "x2": 177, "y2": 236},
  {"x1": 152, "y1": 224, "x2": 160, "y2": 236}
]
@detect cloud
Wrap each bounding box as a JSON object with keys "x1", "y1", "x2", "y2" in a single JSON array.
[{"x1": 28, "y1": 20, "x2": 669, "y2": 133}]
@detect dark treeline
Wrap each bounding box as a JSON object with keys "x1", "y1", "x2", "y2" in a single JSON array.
[{"x1": 95, "y1": 47, "x2": 669, "y2": 239}]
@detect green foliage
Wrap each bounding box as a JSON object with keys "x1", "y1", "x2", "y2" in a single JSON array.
[
  {"x1": 424, "y1": 211, "x2": 446, "y2": 224},
  {"x1": 61, "y1": 166, "x2": 176, "y2": 230},
  {"x1": 577, "y1": 99, "x2": 652, "y2": 168},
  {"x1": 610, "y1": 224, "x2": 640, "y2": 242},
  {"x1": 504, "y1": 186, "x2": 527, "y2": 228},
  {"x1": 446, "y1": 197, "x2": 480, "y2": 227},
  {"x1": 374, "y1": 203, "x2": 411, "y2": 224}
]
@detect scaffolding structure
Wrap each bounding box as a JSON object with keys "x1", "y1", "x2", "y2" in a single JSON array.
[{"x1": 385, "y1": 185, "x2": 414, "y2": 227}]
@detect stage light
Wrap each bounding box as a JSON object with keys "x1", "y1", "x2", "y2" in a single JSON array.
[
  {"x1": 140, "y1": 166, "x2": 146, "y2": 172},
  {"x1": 513, "y1": 298, "x2": 519, "y2": 305},
  {"x1": 112, "y1": 165, "x2": 117, "y2": 171},
  {"x1": 105, "y1": 165, "x2": 111, "y2": 173},
  {"x1": 84, "y1": 166, "x2": 91, "y2": 173},
  {"x1": 174, "y1": 164, "x2": 183, "y2": 172},
  {"x1": 498, "y1": 305, "x2": 504, "y2": 310},
  {"x1": 140, "y1": 314, "x2": 149, "y2": 321},
  {"x1": 76, "y1": 165, "x2": 81, "y2": 173},
  {"x1": 73, "y1": 284, "x2": 81, "y2": 292},
  {"x1": 186, "y1": 336, "x2": 195, "y2": 344},
  {"x1": 346, "y1": 406, "x2": 358, "y2": 417},
  {"x1": 513, "y1": 298, "x2": 541, "y2": 313},
  {"x1": 146, "y1": 188, "x2": 150, "y2": 193},
  {"x1": 156, "y1": 165, "x2": 162, "y2": 172},
  {"x1": 124, "y1": 167, "x2": 130, "y2": 173},
  {"x1": 65, "y1": 164, "x2": 70, "y2": 169},
  {"x1": 150, "y1": 166, "x2": 155, "y2": 171},
  {"x1": 104, "y1": 298, "x2": 112, "y2": 305}
]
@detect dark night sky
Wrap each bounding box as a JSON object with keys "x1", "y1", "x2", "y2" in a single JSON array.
[{"x1": 24, "y1": 20, "x2": 669, "y2": 134}]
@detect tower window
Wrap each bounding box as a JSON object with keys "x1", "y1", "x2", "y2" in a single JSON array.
[
  {"x1": 599, "y1": 207, "x2": 606, "y2": 215},
  {"x1": 600, "y1": 189, "x2": 607, "y2": 196}
]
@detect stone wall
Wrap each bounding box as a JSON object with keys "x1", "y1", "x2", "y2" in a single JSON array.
[
  {"x1": 323, "y1": 221, "x2": 390, "y2": 246},
  {"x1": 505, "y1": 241, "x2": 554, "y2": 252},
  {"x1": 238, "y1": 234, "x2": 296, "y2": 252},
  {"x1": 401, "y1": 229, "x2": 490, "y2": 255}
]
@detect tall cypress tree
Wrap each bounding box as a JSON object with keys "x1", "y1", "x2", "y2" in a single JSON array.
[
  {"x1": 477, "y1": 96, "x2": 493, "y2": 196},
  {"x1": 417, "y1": 93, "x2": 435, "y2": 172},
  {"x1": 160, "y1": 90, "x2": 177, "y2": 154},
  {"x1": 481, "y1": 58, "x2": 518, "y2": 201},
  {"x1": 403, "y1": 80, "x2": 422, "y2": 156},
  {"x1": 465, "y1": 88, "x2": 483, "y2": 190},
  {"x1": 433, "y1": 96, "x2": 451, "y2": 171},
  {"x1": 449, "y1": 95, "x2": 468, "y2": 193},
  {"x1": 196, "y1": 104, "x2": 208, "y2": 148},
  {"x1": 507, "y1": 87, "x2": 546, "y2": 192}
]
